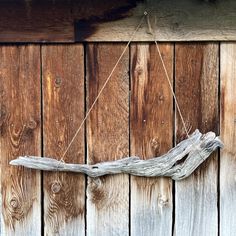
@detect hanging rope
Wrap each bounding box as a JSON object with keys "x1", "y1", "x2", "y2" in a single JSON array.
[
  {"x1": 146, "y1": 14, "x2": 190, "y2": 138},
  {"x1": 153, "y1": 41, "x2": 190, "y2": 138},
  {"x1": 11, "y1": 12, "x2": 222, "y2": 174},
  {"x1": 60, "y1": 12, "x2": 147, "y2": 162},
  {"x1": 145, "y1": 14, "x2": 207, "y2": 162},
  {"x1": 60, "y1": 12, "x2": 198, "y2": 164}
]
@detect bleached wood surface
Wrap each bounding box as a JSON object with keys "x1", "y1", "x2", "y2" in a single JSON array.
[
  {"x1": 220, "y1": 43, "x2": 236, "y2": 236},
  {"x1": 41, "y1": 45, "x2": 85, "y2": 235},
  {"x1": 10, "y1": 130, "x2": 223, "y2": 181},
  {"x1": 0, "y1": 46, "x2": 41, "y2": 235},
  {"x1": 86, "y1": 44, "x2": 129, "y2": 236},
  {"x1": 175, "y1": 43, "x2": 219, "y2": 236},
  {"x1": 130, "y1": 43, "x2": 173, "y2": 236}
]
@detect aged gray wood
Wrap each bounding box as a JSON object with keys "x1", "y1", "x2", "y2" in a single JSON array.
[
  {"x1": 75, "y1": 0, "x2": 236, "y2": 42},
  {"x1": 175, "y1": 43, "x2": 219, "y2": 236},
  {"x1": 220, "y1": 43, "x2": 236, "y2": 236},
  {"x1": 0, "y1": 45, "x2": 41, "y2": 235},
  {"x1": 42, "y1": 45, "x2": 85, "y2": 235},
  {"x1": 86, "y1": 43, "x2": 129, "y2": 236},
  {"x1": 10, "y1": 130, "x2": 223, "y2": 180},
  {"x1": 130, "y1": 43, "x2": 173, "y2": 236}
]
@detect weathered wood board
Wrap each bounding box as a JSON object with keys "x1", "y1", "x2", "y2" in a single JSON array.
[
  {"x1": 76, "y1": 0, "x2": 236, "y2": 42},
  {"x1": 42, "y1": 45, "x2": 85, "y2": 235},
  {"x1": 1, "y1": 0, "x2": 236, "y2": 42},
  {"x1": 86, "y1": 43, "x2": 129, "y2": 236},
  {"x1": 175, "y1": 43, "x2": 219, "y2": 236},
  {"x1": 0, "y1": 46, "x2": 41, "y2": 235},
  {"x1": 0, "y1": 40, "x2": 234, "y2": 235},
  {"x1": 130, "y1": 43, "x2": 173, "y2": 236},
  {"x1": 0, "y1": 0, "x2": 74, "y2": 42},
  {"x1": 220, "y1": 43, "x2": 236, "y2": 236}
]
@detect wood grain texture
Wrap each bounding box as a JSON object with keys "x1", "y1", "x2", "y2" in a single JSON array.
[
  {"x1": 42, "y1": 45, "x2": 85, "y2": 235},
  {"x1": 0, "y1": 0, "x2": 74, "y2": 42},
  {"x1": 130, "y1": 43, "x2": 173, "y2": 236},
  {"x1": 75, "y1": 0, "x2": 236, "y2": 42},
  {"x1": 1, "y1": 0, "x2": 236, "y2": 42},
  {"x1": 86, "y1": 43, "x2": 129, "y2": 236},
  {"x1": 175, "y1": 43, "x2": 219, "y2": 236},
  {"x1": 0, "y1": 0, "x2": 137, "y2": 42},
  {"x1": 0, "y1": 45, "x2": 41, "y2": 235},
  {"x1": 220, "y1": 43, "x2": 236, "y2": 236}
]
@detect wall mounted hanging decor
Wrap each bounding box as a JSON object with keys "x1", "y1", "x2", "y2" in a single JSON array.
[{"x1": 10, "y1": 12, "x2": 224, "y2": 180}]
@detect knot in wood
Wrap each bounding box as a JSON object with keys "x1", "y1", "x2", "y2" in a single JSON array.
[
  {"x1": 91, "y1": 177, "x2": 102, "y2": 187},
  {"x1": 158, "y1": 95, "x2": 164, "y2": 102},
  {"x1": 26, "y1": 119, "x2": 37, "y2": 129},
  {"x1": 135, "y1": 66, "x2": 143, "y2": 76},
  {"x1": 51, "y1": 181, "x2": 62, "y2": 193},
  {"x1": 55, "y1": 77, "x2": 62, "y2": 88},
  {"x1": 158, "y1": 198, "x2": 169, "y2": 207},
  {"x1": 150, "y1": 138, "x2": 160, "y2": 153},
  {"x1": 9, "y1": 197, "x2": 19, "y2": 209},
  {"x1": 57, "y1": 140, "x2": 63, "y2": 148}
]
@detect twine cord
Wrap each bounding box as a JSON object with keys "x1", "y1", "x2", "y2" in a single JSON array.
[
  {"x1": 59, "y1": 11, "x2": 199, "y2": 166},
  {"x1": 59, "y1": 13, "x2": 146, "y2": 163},
  {"x1": 146, "y1": 14, "x2": 205, "y2": 161}
]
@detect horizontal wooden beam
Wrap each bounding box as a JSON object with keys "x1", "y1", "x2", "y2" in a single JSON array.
[
  {"x1": 10, "y1": 130, "x2": 223, "y2": 180},
  {"x1": 1, "y1": 0, "x2": 236, "y2": 42},
  {"x1": 76, "y1": 0, "x2": 236, "y2": 42}
]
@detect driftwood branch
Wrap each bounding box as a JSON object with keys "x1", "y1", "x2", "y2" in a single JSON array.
[{"x1": 10, "y1": 129, "x2": 223, "y2": 180}]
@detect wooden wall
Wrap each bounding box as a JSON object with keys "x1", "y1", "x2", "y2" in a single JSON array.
[
  {"x1": 0, "y1": 42, "x2": 235, "y2": 236},
  {"x1": 1, "y1": 0, "x2": 236, "y2": 42}
]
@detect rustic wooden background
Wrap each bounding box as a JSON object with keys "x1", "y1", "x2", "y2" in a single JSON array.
[
  {"x1": 0, "y1": 42, "x2": 235, "y2": 236},
  {"x1": 1, "y1": 0, "x2": 236, "y2": 42}
]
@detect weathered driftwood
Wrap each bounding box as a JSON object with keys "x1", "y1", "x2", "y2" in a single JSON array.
[{"x1": 10, "y1": 129, "x2": 223, "y2": 180}]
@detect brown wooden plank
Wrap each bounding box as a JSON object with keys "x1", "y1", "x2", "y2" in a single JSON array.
[
  {"x1": 0, "y1": 45, "x2": 41, "y2": 234},
  {"x1": 220, "y1": 43, "x2": 236, "y2": 236},
  {"x1": 42, "y1": 45, "x2": 85, "y2": 235},
  {"x1": 175, "y1": 43, "x2": 219, "y2": 236},
  {"x1": 86, "y1": 43, "x2": 129, "y2": 236},
  {"x1": 130, "y1": 43, "x2": 173, "y2": 236}
]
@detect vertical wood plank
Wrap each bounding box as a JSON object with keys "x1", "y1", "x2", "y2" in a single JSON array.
[
  {"x1": 42, "y1": 45, "x2": 85, "y2": 235},
  {"x1": 175, "y1": 43, "x2": 219, "y2": 236},
  {"x1": 86, "y1": 43, "x2": 129, "y2": 236},
  {"x1": 220, "y1": 43, "x2": 236, "y2": 236},
  {"x1": 130, "y1": 43, "x2": 173, "y2": 236},
  {"x1": 0, "y1": 45, "x2": 41, "y2": 235}
]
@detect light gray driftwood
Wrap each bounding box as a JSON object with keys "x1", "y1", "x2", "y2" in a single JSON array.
[{"x1": 10, "y1": 129, "x2": 223, "y2": 180}]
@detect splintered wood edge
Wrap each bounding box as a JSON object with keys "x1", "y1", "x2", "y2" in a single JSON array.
[{"x1": 10, "y1": 129, "x2": 223, "y2": 181}]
